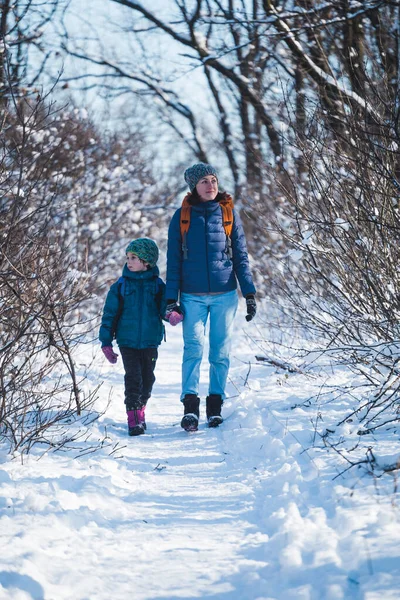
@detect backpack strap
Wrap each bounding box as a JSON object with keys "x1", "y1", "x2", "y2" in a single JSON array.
[
  {"x1": 219, "y1": 195, "x2": 234, "y2": 236},
  {"x1": 111, "y1": 276, "x2": 126, "y2": 339},
  {"x1": 155, "y1": 276, "x2": 164, "y2": 313},
  {"x1": 154, "y1": 276, "x2": 166, "y2": 342},
  {"x1": 220, "y1": 195, "x2": 234, "y2": 259},
  {"x1": 179, "y1": 193, "x2": 234, "y2": 260}
]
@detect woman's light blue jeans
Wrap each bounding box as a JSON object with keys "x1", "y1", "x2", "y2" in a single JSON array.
[{"x1": 180, "y1": 290, "x2": 238, "y2": 401}]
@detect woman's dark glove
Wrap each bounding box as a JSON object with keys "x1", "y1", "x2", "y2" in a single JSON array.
[
  {"x1": 245, "y1": 294, "x2": 256, "y2": 322},
  {"x1": 165, "y1": 300, "x2": 182, "y2": 320}
]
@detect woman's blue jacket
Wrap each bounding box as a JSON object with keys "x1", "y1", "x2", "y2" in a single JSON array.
[
  {"x1": 99, "y1": 264, "x2": 166, "y2": 349},
  {"x1": 166, "y1": 198, "x2": 256, "y2": 300}
]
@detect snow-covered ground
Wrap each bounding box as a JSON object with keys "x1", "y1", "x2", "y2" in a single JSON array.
[{"x1": 1, "y1": 305, "x2": 400, "y2": 600}]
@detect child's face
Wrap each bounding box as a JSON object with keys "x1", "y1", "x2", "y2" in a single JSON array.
[{"x1": 126, "y1": 252, "x2": 149, "y2": 272}]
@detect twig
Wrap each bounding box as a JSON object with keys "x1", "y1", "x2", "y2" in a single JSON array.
[{"x1": 255, "y1": 354, "x2": 316, "y2": 377}]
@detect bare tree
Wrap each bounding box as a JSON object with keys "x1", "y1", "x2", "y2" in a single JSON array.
[
  {"x1": 59, "y1": 1, "x2": 282, "y2": 193},
  {"x1": 56, "y1": 0, "x2": 400, "y2": 270},
  {"x1": 0, "y1": 0, "x2": 65, "y2": 105}
]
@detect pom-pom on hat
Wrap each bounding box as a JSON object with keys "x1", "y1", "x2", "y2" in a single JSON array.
[
  {"x1": 125, "y1": 238, "x2": 159, "y2": 268},
  {"x1": 184, "y1": 162, "x2": 218, "y2": 192}
]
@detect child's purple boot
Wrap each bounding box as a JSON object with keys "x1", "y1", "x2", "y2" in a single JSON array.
[{"x1": 127, "y1": 407, "x2": 146, "y2": 436}]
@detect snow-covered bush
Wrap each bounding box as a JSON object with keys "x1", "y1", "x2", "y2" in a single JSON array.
[
  {"x1": 266, "y1": 98, "x2": 400, "y2": 454},
  {"x1": 0, "y1": 78, "x2": 169, "y2": 453}
]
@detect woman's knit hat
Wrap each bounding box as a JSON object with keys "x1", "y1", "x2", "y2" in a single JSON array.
[
  {"x1": 184, "y1": 162, "x2": 218, "y2": 192},
  {"x1": 125, "y1": 238, "x2": 159, "y2": 267}
]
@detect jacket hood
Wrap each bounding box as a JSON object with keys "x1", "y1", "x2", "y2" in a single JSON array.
[
  {"x1": 122, "y1": 264, "x2": 160, "y2": 280},
  {"x1": 187, "y1": 191, "x2": 230, "y2": 207},
  {"x1": 190, "y1": 199, "x2": 221, "y2": 214}
]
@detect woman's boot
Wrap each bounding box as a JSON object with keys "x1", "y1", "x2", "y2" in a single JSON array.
[
  {"x1": 206, "y1": 394, "x2": 223, "y2": 428},
  {"x1": 181, "y1": 394, "x2": 200, "y2": 431}
]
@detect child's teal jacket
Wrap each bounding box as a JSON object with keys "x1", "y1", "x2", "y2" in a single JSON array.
[{"x1": 99, "y1": 264, "x2": 166, "y2": 349}]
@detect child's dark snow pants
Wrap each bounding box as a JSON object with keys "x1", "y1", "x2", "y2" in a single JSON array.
[{"x1": 119, "y1": 347, "x2": 158, "y2": 410}]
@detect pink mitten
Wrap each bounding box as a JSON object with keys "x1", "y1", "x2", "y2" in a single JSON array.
[
  {"x1": 168, "y1": 311, "x2": 184, "y2": 326},
  {"x1": 102, "y1": 346, "x2": 118, "y2": 364}
]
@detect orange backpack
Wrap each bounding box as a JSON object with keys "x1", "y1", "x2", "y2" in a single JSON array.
[{"x1": 180, "y1": 193, "x2": 234, "y2": 260}]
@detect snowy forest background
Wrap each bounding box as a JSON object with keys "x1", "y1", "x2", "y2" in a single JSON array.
[{"x1": 1, "y1": 0, "x2": 400, "y2": 475}]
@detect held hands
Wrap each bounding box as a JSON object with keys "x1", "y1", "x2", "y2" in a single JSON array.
[
  {"x1": 169, "y1": 311, "x2": 184, "y2": 326},
  {"x1": 102, "y1": 346, "x2": 118, "y2": 364},
  {"x1": 245, "y1": 294, "x2": 256, "y2": 322},
  {"x1": 165, "y1": 300, "x2": 184, "y2": 326}
]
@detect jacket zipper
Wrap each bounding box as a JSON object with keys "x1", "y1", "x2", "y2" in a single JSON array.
[
  {"x1": 138, "y1": 279, "x2": 144, "y2": 346},
  {"x1": 205, "y1": 208, "x2": 211, "y2": 292}
]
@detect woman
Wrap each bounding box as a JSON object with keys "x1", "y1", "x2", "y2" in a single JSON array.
[{"x1": 165, "y1": 162, "x2": 256, "y2": 431}]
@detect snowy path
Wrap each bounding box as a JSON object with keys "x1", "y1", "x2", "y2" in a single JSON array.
[{"x1": 1, "y1": 319, "x2": 400, "y2": 600}]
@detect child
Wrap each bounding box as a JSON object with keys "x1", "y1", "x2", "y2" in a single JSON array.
[{"x1": 99, "y1": 238, "x2": 167, "y2": 436}]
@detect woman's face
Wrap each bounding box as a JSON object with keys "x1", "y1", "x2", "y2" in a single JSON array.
[{"x1": 195, "y1": 175, "x2": 218, "y2": 201}]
